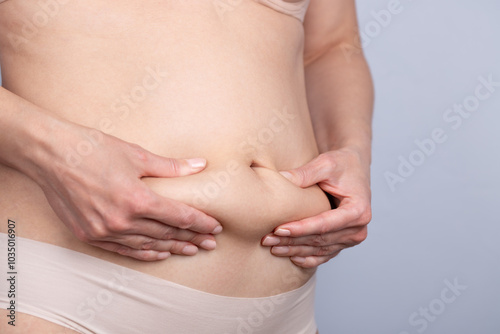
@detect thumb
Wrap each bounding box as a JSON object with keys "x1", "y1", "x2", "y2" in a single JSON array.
[
  {"x1": 279, "y1": 157, "x2": 330, "y2": 188},
  {"x1": 143, "y1": 153, "x2": 207, "y2": 178}
]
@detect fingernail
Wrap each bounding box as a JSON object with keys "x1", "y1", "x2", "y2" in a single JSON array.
[
  {"x1": 291, "y1": 256, "x2": 306, "y2": 264},
  {"x1": 182, "y1": 245, "x2": 198, "y2": 255},
  {"x1": 279, "y1": 171, "x2": 293, "y2": 180},
  {"x1": 272, "y1": 246, "x2": 289, "y2": 255},
  {"x1": 186, "y1": 158, "x2": 206, "y2": 169},
  {"x1": 262, "y1": 236, "x2": 280, "y2": 246},
  {"x1": 200, "y1": 239, "x2": 216, "y2": 250},
  {"x1": 212, "y1": 225, "x2": 223, "y2": 234},
  {"x1": 157, "y1": 252, "x2": 171, "y2": 260},
  {"x1": 275, "y1": 228, "x2": 291, "y2": 236}
]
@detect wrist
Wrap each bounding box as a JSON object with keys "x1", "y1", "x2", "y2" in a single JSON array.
[
  {"x1": 0, "y1": 87, "x2": 75, "y2": 184},
  {"x1": 13, "y1": 111, "x2": 69, "y2": 184},
  {"x1": 327, "y1": 142, "x2": 372, "y2": 172}
]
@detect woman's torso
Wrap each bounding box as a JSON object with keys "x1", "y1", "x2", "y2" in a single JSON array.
[{"x1": 0, "y1": 0, "x2": 330, "y2": 297}]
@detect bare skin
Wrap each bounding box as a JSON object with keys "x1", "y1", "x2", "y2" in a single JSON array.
[
  {"x1": 264, "y1": 0, "x2": 374, "y2": 268},
  {"x1": 0, "y1": 0, "x2": 373, "y2": 332}
]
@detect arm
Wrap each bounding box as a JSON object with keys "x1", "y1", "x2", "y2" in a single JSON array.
[
  {"x1": 262, "y1": 0, "x2": 373, "y2": 268},
  {"x1": 0, "y1": 86, "x2": 222, "y2": 260},
  {"x1": 303, "y1": 0, "x2": 373, "y2": 162}
]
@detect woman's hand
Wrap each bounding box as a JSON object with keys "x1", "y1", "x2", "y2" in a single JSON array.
[
  {"x1": 261, "y1": 147, "x2": 371, "y2": 268},
  {"x1": 33, "y1": 123, "x2": 222, "y2": 261}
]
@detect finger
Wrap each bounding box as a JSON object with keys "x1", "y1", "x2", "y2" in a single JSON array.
[
  {"x1": 279, "y1": 154, "x2": 334, "y2": 188},
  {"x1": 274, "y1": 194, "x2": 372, "y2": 238},
  {"x1": 126, "y1": 219, "x2": 217, "y2": 250},
  {"x1": 90, "y1": 240, "x2": 171, "y2": 261},
  {"x1": 290, "y1": 253, "x2": 341, "y2": 269},
  {"x1": 140, "y1": 148, "x2": 208, "y2": 178},
  {"x1": 141, "y1": 191, "x2": 223, "y2": 234},
  {"x1": 270, "y1": 244, "x2": 345, "y2": 258},
  {"x1": 262, "y1": 226, "x2": 365, "y2": 247},
  {"x1": 108, "y1": 234, "x2": 200, "y2": 255},
  {"x1": 273, "y1": 205, "x2": 359, "y2": 237}
]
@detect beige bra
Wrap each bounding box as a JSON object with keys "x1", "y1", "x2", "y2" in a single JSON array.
[
  {"x1": 253, "y1": 0, "x2": 311, "y2": 22},
  {"x1": 0, "y1": 0, "x2": 311, "y2": 22}
]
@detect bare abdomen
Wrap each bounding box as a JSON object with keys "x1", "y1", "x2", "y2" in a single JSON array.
[
  {"x1": 0, "y1": 0, "x2": 328, "y2": 297},
  {"x1": 0, "y1": 158, "x2": 330, "y2": 297}
]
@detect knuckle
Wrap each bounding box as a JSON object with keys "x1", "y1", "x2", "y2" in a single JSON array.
[
  {"x1": 86, "y1": 221, "x2": 110, "y2": 240},
  {"x1": 166, "y1": 159, "x2": 181, "y2": 175},
  {"x1": 73, "y1": 227, "x2": 90, "y2": 243},
  {"x1": 87, "y1": 229, "x2": 106, "y2": 240},
  {"x1": 129, "y1": 143, "x2": 147, "y2": 160},
  {"x1": 349, "y1": 203, "x2": 372, "y2": 226},
  {"x1": 156, "y1": 157, "x2": 181, "y2": 175},
  {"x1": 189, "y1": 235, "x2": 204, "y2": 245},
  {"x1": 316, "y1": 246, "x2": 331, "y2": 256},
  {"x1": 105, "y1": 216, "x2": 129, "y2": 234},
  {"x1": 301, "y1": 258, "x2": 318, "y2": 269},
  {"x1": 293, "y1": 168, "x2": 308, "y2": 185},
  {"x1": 311, "y1": 234, "x2": 327, "y2": 247},
  {"x1": 140, "y1": 239, "x2": 157, "y2": 250},
  {"x1": 319, "y1": 153, "x2": 336, "y2": 171},
  {"x1": 359, "y1": 206, "x2": 372, "y2": 225},
  {"x1": 116, "y1": 246, "x2": 130, "y2": 256},
  {"x1": 177, "y1": 209, "x2": 196, "y2": 230},
  {"x1": 126, "y1": 190, "x2": 152, "y2": 215},
  {"x1": 160, "y1": 227, "x2": 176, "y2": 240},
  {"x1": 351, "y1": 205, "x2": 365, "y2": 220},
  {"x1": 353, "y1": 227, "x2": 368, "y2": 244},
  {"x1": 317, "y1": 215, "x2": 331, "y2": 235}
]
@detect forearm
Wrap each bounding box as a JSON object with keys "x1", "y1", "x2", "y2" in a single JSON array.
[
  {"x1": 304, "y1": 47, "x2": 374, "y2": 167},
  {"x1": 0, "y1": 86, "x2": 62, "y2": 180}
]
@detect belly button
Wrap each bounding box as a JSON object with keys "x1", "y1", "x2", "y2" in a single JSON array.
[
  {"x1": 249, "y1": 159, "x2": 275, "y2": 170},
  {"x1": 250, "y1": 161, "x2": 262, "y2": 168}
]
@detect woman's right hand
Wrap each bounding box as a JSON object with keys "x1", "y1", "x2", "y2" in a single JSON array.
[{"x1": 32, "y1": 122, "x2": 222, "y2": 261}]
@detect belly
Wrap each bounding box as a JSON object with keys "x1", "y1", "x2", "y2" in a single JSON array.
[
  {"x1": 0, "y1": 160, "x2": 330, "y2": 296},
  {"x1": 0, "y1": 0, "x2": 330, "y2": 296},
  {"x1": 139, "y1": 163, "x2": 330, "y2": 296}
]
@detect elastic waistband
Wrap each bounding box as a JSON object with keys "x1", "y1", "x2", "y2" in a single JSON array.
[{"x1": 0, "y1": 233, "x2": 317, "y2": 334}]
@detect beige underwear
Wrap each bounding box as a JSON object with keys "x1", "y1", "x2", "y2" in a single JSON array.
[
  {"x1": 0, "y1": 233, "x2": 317, "y2": 333},
  {"x1": 253, "y1": 0, "x2": 311, "y2": 22}
]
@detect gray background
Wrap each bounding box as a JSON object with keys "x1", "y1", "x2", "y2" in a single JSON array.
[
  {"x1": 315, "y1": 0, "x2": 500, "y2": 333},
  {"x1": 1, "y1": 1, "x2": 499, "y2": 333}
]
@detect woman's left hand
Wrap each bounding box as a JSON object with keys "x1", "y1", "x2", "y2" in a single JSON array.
[{"x1": 261, "y1": 147, "x2": 372, "y2": 268}]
